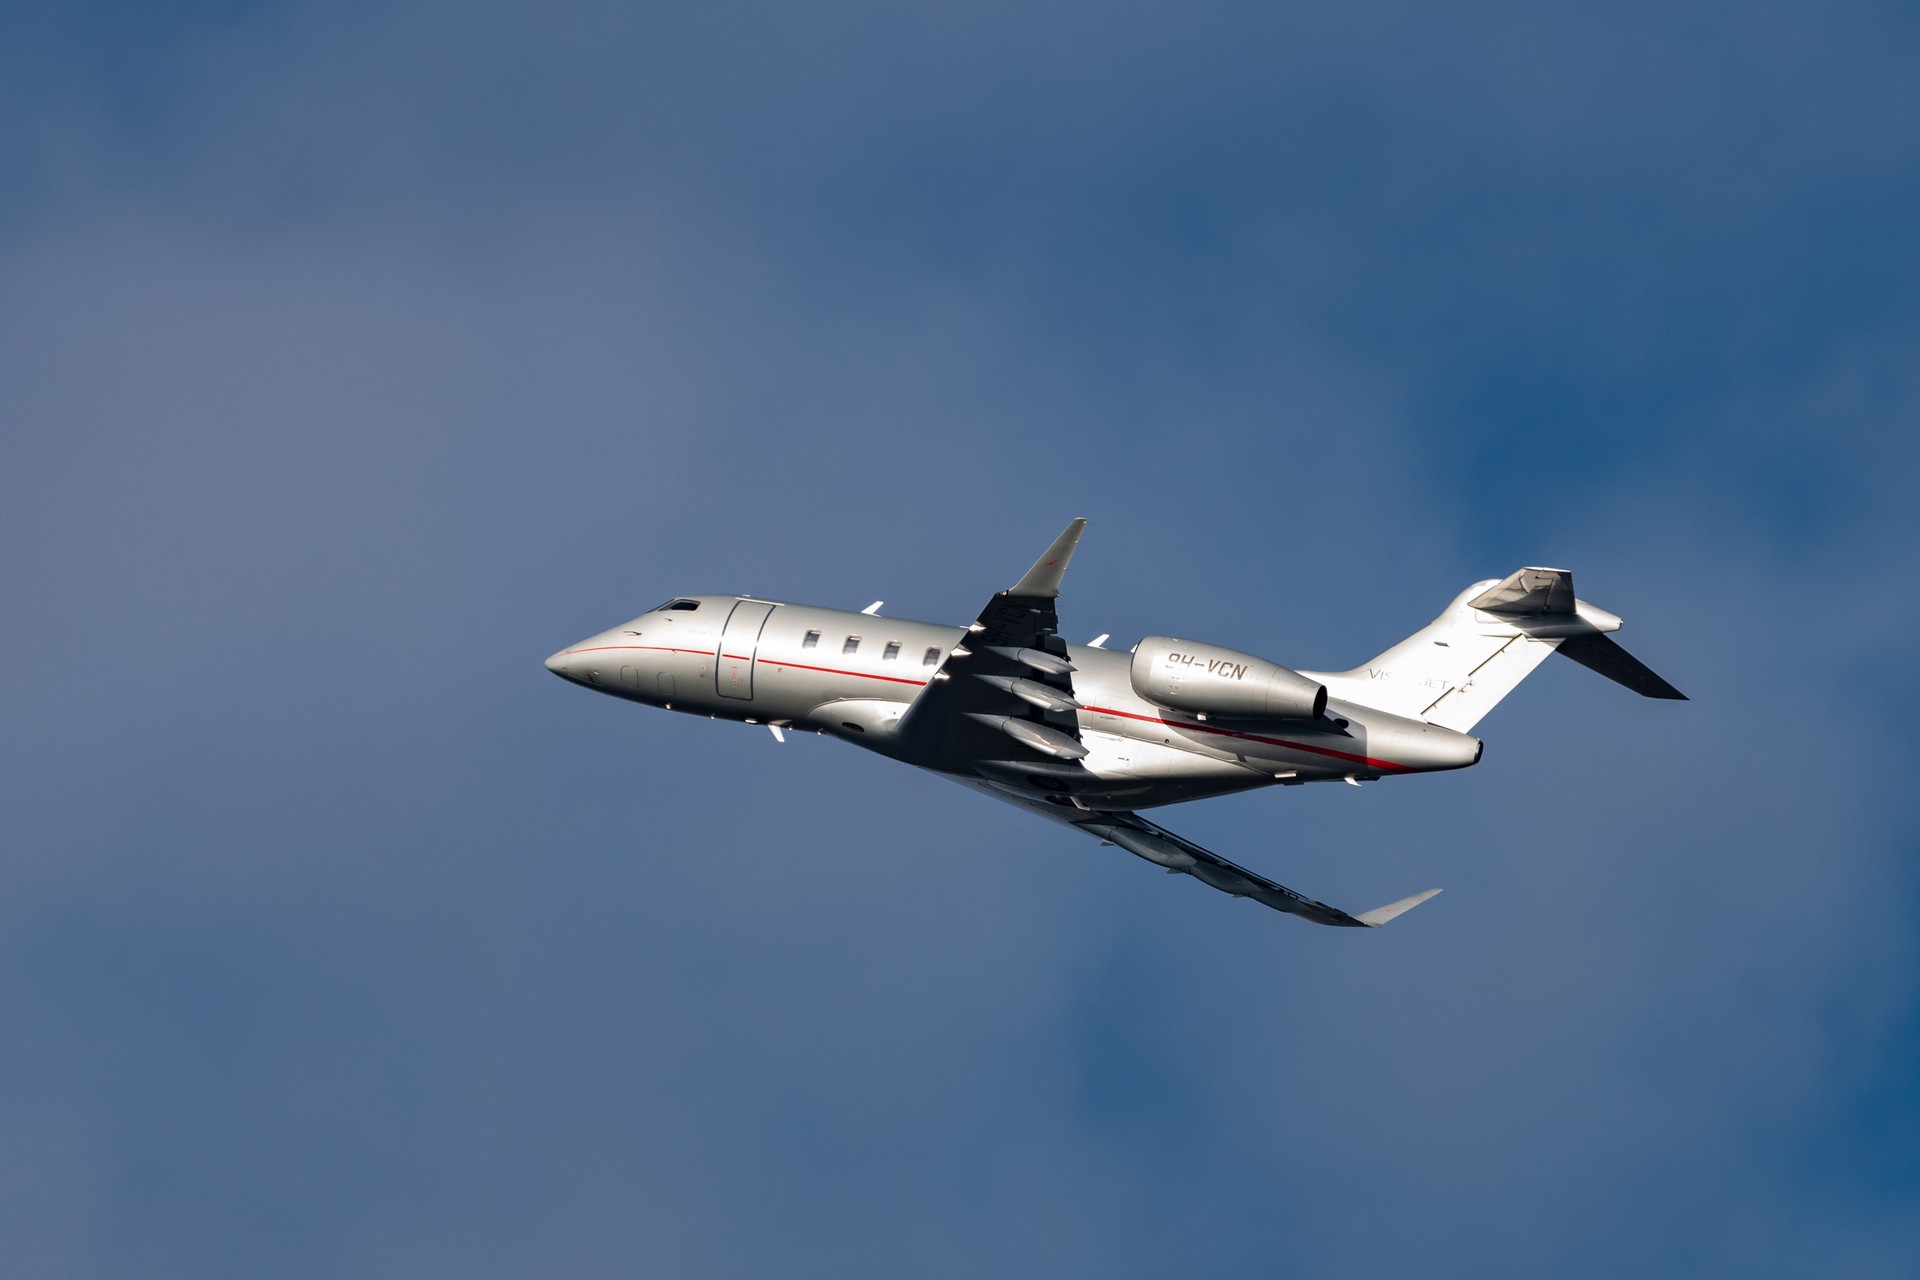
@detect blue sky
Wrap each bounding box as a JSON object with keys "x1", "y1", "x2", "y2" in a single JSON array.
[{"x1": 4, "y1": 2, "x2": 1917, "y2": 1275}]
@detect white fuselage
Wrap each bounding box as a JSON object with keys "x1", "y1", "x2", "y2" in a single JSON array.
[{"x1": 546, "y1": 595, "x2": 1480, "y2": 811}]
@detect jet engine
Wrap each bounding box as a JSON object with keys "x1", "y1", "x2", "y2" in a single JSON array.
[{"x1": 1129, "y1": 636, "x2": 1327, "y2": 720}]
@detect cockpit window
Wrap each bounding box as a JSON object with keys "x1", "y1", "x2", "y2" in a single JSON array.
[{"x1": 652, "y1": 598, "x2": 701, "y2": 612}]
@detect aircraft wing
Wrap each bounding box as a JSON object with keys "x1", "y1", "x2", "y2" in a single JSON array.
[
  {"x1": 894, "y1": 519, "x2": 1091, "y2": 771},
  {"x1": 1073, "y1": 810, "x2": 1441, "y2": 927},
  {"x1": 962, "y1": 788, "x2": 1439, "y2": 927}
]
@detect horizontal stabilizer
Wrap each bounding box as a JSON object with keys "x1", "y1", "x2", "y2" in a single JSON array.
[
  {"x1": 1557, "y1": 632, "x2": 1687, "y2": 700},
  {"x1": 1467, "y1": 566, "x2": 1576, "y2": 616},
  {"x1": 1354, "y1": 887, "x2": 1443, "y2": 926}
]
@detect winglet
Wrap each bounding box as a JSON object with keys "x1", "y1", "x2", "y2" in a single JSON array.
[
  {"x1": 1009, "y1": 519, "x2": 1087, "y2": 598},
  {"x1": 1353, "y1": 887, "x2": 1443, "y2": 927}
]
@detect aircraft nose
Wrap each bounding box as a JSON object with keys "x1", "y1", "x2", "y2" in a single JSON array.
[{"x1": 544, "y1": 648, "x2": 578, "y2": 680}]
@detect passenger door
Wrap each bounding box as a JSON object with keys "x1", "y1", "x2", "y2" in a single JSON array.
[{"x1": 715, "y1": 601, "x2": 775, "y2": 700}]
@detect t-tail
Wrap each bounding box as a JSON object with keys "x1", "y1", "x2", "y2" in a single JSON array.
[{"x1": 1309, "y1": 567, "x2": 1685, "y2": 732}]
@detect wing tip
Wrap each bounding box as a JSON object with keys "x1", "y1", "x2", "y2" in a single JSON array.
[
  {"x1": 1353, "y1": 887, "x2": 1443, "y2": 927},
  {"x1": 1009, "y1": 518, "x2": 1090, "y2": 598}
]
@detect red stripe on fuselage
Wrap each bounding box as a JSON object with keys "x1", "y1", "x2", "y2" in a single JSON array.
[
  {"x1": 1083, "y1": 705, "x2": 1412, "y2": 773},
  {"x1": 754, "y1": 657, "x2": 929, "y2": 687}
]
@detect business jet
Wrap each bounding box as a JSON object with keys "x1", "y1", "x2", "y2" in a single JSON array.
[{"x1": 545, "y1": 520, "x2": 1683, "y2": 927}]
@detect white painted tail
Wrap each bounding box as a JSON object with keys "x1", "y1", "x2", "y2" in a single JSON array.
[{"x1": 1307, "y1": 568, "x2": 1683, "y2": 731}]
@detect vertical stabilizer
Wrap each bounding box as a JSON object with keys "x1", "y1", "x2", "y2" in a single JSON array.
[{"x1": 1306, "y1": 567, "x2": 1682, "y2": 730}]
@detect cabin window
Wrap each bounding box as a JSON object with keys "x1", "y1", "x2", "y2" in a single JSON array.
[
  {"x1": 843, "y1": 635, "x2": 861, "y2": 655},
  {"x1": 882, "y1": 641, "x2": 901, "y2": 661},
  {"x1": 922, "y1": 647, "x2": 942, "y2": 666},
  {"x1": 802, "y1": 630, "x2": 820, "y2": 650}
]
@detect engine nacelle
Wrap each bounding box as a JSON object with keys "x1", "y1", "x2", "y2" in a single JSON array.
[{"x1": 1129, "y1": 636, "x2": 1327, "y2": 720}]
